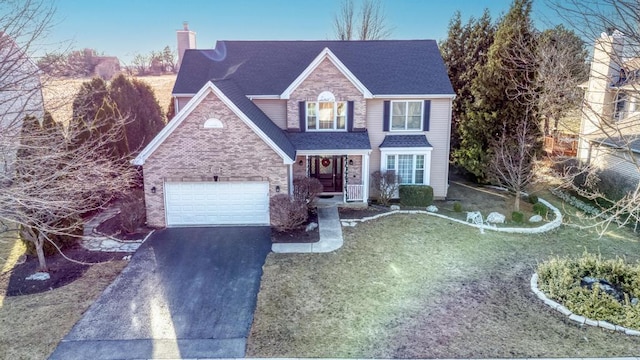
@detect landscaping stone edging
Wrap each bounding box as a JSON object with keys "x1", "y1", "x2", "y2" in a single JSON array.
[
  {"x1": 81, "y1": 206, "x2": 151, "y2": 253},
  {"x1": 341, "y1": 197, "x2": 563, "y2": 234},
  {"x1": 530, "y1": 273, "x2": 640, "y2": 336}
]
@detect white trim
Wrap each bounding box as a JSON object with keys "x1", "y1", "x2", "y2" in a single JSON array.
[
  {"x1": 362, "y1": 153, "x2": 370, "y2": 202},
  {"x1": 133, "y1": 81, "x2": 294, "y2": 166},
  {"x1": 305, "y1": 99, "x2": 348, "y2": 131},
  {"x1": 296, "y1": 149, "x2": 372, "y2": 156},
  {"x1": 173, "y1": 93, "x2": 197, "y2": 96},
  {"x1": 247, "y1": 95, "x2": 281, "y2": 100},
  {"x1": 389, "y1": 100, "x2": 424, "y2": 131},
  {"x1": 280, "y1": 48, "x2": 373, "y2": 99},
  {"x1": 374, "y1": 94, "x2": 456, "y2": 99},
  {"x1": 380, "y1": 147, "x2": 433, "y2": 186}
]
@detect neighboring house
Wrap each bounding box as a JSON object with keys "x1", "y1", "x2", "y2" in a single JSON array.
[
  {"x1": 0, "y1": 33, "x2": 44, "y2": 182},
  {"x1": 578, "y1": 31, "x2": 640, "y2": 188},
  {"x1": 133, "y1": 37, "x2": 454, "y2": 227}
]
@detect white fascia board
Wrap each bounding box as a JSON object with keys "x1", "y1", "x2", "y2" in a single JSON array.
[
  {"x1": 379, "y1": 147, "x2": 433, "y2": 153},
  {"x1": 132, "y1": 83, "x2": 216, "y2": 165},
  {"x1": 246, "y1": 95, "x2": 281, "y2": 100},
  {"x1": 280, "y1": 47, "x2": 373, "y2": 99},
  {"x1": 373, "y1": 94, "x2": 456, "y2": 99},
  {"x1": 172, "y1": 93, "x2": 196, "y2": 97},
  {"x1": 133, "y1": 81, "x2": 295, "y2": 166},
  {"x1": 296, "y1": 149, "x2": 372, "y2": 156}
]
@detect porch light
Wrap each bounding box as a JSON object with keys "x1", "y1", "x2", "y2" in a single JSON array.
[
  {"x1": 276, "y1": 185, "x2": 281, "y2": 193},
  {"x1": 151, "y1": 186, "x2": 156, "y2": 194},
  {"x1": 349, "y1": 159, "x2": 354, "y2": 165},
  {"x1": 298, "y1": 159, "x2": 303, "y2": 165},
  {"x1": 214, "y1": 175, "x2": 219, "y2": 182}
]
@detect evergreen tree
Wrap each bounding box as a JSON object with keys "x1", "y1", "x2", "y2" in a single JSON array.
[
  {"x1": 70, "y1": 77, "x2": 127, "y2": 158},
  {"x1": 453, "y1": 0, "x2": 541, "y2": 181},
  {"x1": 441, "y1": 9, "x2": 495, "y2": 152}
]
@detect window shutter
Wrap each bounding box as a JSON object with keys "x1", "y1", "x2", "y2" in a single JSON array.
[
  {"x1": 383, "y1": 100, "x2": 390, "y2": 132},
  {"x1": 423, "y1": 100, "x2": 431, "y2": 131},
  {"x1": 347, "y1": 101, "x2": 354, "y2": 131},
  {"x1": 299, "y1": 101, "x2": 306, "y2": 132}
]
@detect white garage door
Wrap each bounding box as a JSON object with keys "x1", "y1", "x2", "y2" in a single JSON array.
[{"x1": 164, "y1": 182, "x2": 270, "y2": 226}]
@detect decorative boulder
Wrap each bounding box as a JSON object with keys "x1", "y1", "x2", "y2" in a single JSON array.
[
  {"x1": 486, "y1": 212, "x2": 506, "y2": 224},
  {"x1": 426, "y1": 205, "x2": 438, "y2": 213},
  {"x1": 305, "y1": 222, "x2": 318, "y2": 232},
  {"x1": 529, "y1": 215, "x2": 543, "y2": 223},
  {"x1": 390, "y1": 205, "x2": 400, "y2": 210},
  {"x1": 466, "y1": 211, "x2": 483, "y2": 225}
]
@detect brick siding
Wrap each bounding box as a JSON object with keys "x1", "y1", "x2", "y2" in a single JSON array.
[
  {"x1": 286, "y1": 58, "x2": 366, "y2": 130},
  {"x1": 143, "y1": 91, "x2": 289, "y2": 227}
]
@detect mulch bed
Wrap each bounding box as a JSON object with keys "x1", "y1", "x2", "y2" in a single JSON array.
[
  {"x1": 1, "y1": 243, "x2": 125, "y2": 296},
  {"x1": 338, "y1": 205, "x2": 392, "y2": 220},
  {"x1": 272, "y1": 210, "x2": 319, "y2": 243}
]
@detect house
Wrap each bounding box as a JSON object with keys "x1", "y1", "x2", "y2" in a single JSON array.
[
  {"x1": 0, "y1": 33, "x2": 44, "y2": 182},
  {"x1": 578, "y1": 31, "x2": 640, "y2": 192},
  {"x1": 133, "y1": 34, "x2": 454, "y2": 227}
]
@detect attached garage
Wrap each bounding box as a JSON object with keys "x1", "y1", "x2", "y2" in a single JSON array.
[{"x1": 164, "y1": 182, "x2": 270, "y2": 226}]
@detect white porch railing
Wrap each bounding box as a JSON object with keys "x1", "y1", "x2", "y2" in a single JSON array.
[{"x1": 346, "y1": 184, "x2": 364, "y2": 202}]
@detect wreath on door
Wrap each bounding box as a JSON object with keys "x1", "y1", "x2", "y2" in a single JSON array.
[{"x1": 321, "y1": 158, "x2": 331, "y2": 167}]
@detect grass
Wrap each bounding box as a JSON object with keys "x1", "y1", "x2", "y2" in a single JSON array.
[
  {"x1": 247, "y1": 190, "x2": 640, "y2": 358},
  {"x1": 0, "y1": 232, "x2": 126, "y2": 359}
]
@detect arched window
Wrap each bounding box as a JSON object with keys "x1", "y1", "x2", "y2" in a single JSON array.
[
  {"x1": 306, "y1": 91, "x2": 346, "y2": 131},
  {"x1": 203, "y1": 118, "x2": 224, "y2": 129}
]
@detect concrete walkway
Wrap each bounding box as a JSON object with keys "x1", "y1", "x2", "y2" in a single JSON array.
[{"x1": 272, "y1": 200, "x2": 344, "y2": 254}]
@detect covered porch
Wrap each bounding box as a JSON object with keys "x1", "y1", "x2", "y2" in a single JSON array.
[
  {"x1": 293, "y1": 153, "x2": 370, "y2": 203},
  {"x1": 285, "y1": 131, "x2": 372, "y2": 203}
]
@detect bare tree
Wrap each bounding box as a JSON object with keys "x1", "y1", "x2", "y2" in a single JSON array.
[
  {"x1": 488, "y1": 113, "x2": 538, "y2": 211},
  {"x1": 333, "y1": 0, "x2": 392, "y2": 40},
  {"x1": 542, "y1": 1, "x2": 640, "y2": 232},
  {"x1": 371, "y1": 170, "x2": 400, "y2": 206},
  {"x1": 0, "y1": 0, "x2": 138, "y2": 271}
]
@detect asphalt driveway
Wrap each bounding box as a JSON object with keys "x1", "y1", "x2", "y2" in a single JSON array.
[{"x1": 49, "y1": 226, "x2": 272, "y2": 360}]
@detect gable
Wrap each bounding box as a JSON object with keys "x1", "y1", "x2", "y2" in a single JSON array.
[
  {"x1": 281, "y1": 48, "x2": 372, "y2": 99},
  {"x1": 133, "y1": 81, "x2": 295, "y2": 166}
]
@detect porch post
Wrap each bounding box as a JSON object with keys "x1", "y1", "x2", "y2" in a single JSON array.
[
  {"x1": 343, "y1": 155, "x2": 348, "y2": 203},
  {"x1": 362, "y1": 152, "x2": 370, "y2": 203}
]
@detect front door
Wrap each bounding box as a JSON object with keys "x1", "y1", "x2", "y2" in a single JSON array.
[{"x1": 310, "y1": 156, "x2": 343, "y2": 193}]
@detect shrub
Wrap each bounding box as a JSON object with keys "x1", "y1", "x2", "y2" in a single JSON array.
[
  {"x1": 21, "y1": 216, "x2": 83, "y2": 256},
  {"x1": 511, "y1": 211, "x2": 524, "y2": 223},
  {"x1": 293, "y1": 177, "x2": 323, "y2": 208},
  {"x1": 527, "y1": 194, "x2": 539, "y2": 204},
  {"x1": 269, "y1": 194, "x2": 308, "y2": 232},
  {"x1": 532, "y1": 202, "x2": 548, "y2": 217},
  {"x1": 537, "y1": 253, "x2": 640, "y2": 329},
  {"x1": 120, "y1": 194, "x2": 146, "y2": 233},
  {"x1": 399, "y1": 185, "x2": 434, "y2": 207},
  {"x1": 453, "y1": 202, "x2": 463, "y2": 212},
  {"x1": 371, "y1": 170, "x2": 400, "y2": 206}
]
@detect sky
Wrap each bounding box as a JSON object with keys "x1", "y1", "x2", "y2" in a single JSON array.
[{"x1": 43, "y1": 0, "x2": 566, "y2": 65}]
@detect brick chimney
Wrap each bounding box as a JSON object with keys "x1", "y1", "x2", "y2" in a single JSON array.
[{"x1": 176, "y1": 22, "x2": 196, "y2": 72}]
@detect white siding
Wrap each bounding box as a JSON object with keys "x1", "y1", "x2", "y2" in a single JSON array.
[
  {"x1": 252, "y1": 99, "x2": 287, "y2": 129},
  {"x1": 365, "y1": 98, "x2": 452, "y2": 199},
  {"x1": 591, "y1": 146, "x2": 640, "y2": 183}
]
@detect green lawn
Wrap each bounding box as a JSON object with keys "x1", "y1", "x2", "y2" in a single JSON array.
[{"x1": 247, "y1": 194, "x2": 640, "y2": 358}]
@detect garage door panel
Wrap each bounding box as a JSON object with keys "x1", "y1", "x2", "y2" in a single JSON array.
[{"x1": 164, "y1": 182, "x2": 270, "y2": 226}]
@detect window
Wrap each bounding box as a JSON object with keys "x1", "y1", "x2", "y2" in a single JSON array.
[
  {"x1": 386, "y1": 154, "x2": 425, "y2": 184},
  {"x1": 391, "y1": 101, "x2": 422, "y2": 131},
  {"x1": 307, "y1": 101, "x2": 347, "y2": 130},
  {"x1": 614, "y1": 93, "x2": 627, "y2": 122}
]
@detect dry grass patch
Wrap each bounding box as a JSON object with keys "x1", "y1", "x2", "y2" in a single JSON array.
[
  {"x1": 42, "y1": 75, "x2": 176, "y2": 122},
  {"x1": 248, "y1": 212, "x2": 640, "y2": 358},
  {"x1": 0, "y1": 235, "x2": 126, "y2": 359}
]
